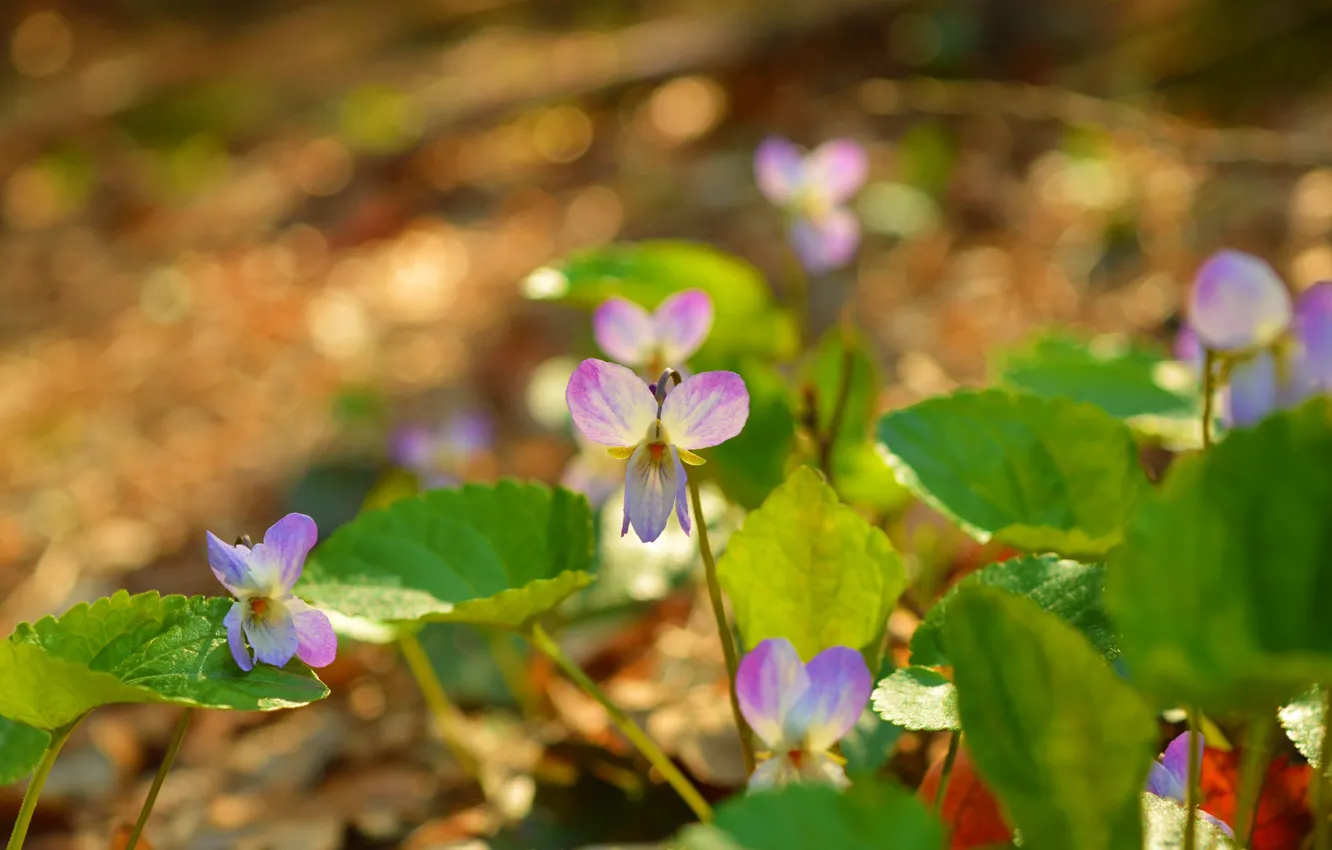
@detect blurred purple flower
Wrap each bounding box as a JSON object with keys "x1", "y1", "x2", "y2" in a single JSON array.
[
  {"x1": 735, "y1": 638, "x2": 871, "y2": 790},
  {"x1": 206, "y1": 513, "x2": 336, "y2": 672},
  {"x1": 565, "y1": 358, "x2": 748, "y2": 543},
  {"x1": 1145, "y1": 732, "x2": 1233, "y2": 837},
  {"x1": 593, "y1": 290, "x2": 713, "y2": 375},
  {"x1": 755, "y1": 136, "x2": 868, "y2": 274},
  {"x1": 389, "y1": 411, "x2": 493, "y2": 489},
  {"x1": 1188, "y1": 251, "x2": 1291, "y2": 353}
]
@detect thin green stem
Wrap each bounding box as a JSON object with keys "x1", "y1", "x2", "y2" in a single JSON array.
[
  {"x1": 1316, "y1": 686, "x2": 1332, "y2": 850},
  {"x1": 486, "y1": 630, "x2": 540, "y2": 720},
  {"x1": 527, "y1": 623, "x2": 713, "y2": 824},
  {"x1": 1234, "y1": 712, "x2": 1275, "y2": 849},
  {"x1": 7, "y1": 716, "x2": 82, "y2": 850},
  {"x1": 1201, "y1": 349, "x2": 1218, "y2": 450},
  {"x1": 123, "y1": 708, "x2": 193, "y2": 850},
  {"x1": 933, "y1": 731, "x2": 961, "y2": 819},
  {"x1": 398, "y1": 630, "x2": 480, "y2": 780},
  {"x1": 783, "y1": 252, "x2": 810, "y2": 349},
  {"x1": 688, "y1": 477, "x2": 756, "y2": 776},
  {"x1": 1184, "y1": 707, "x2": 1203, "y2": 850}
]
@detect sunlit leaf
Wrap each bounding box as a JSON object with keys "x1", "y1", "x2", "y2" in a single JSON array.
[
  {"x1": 1279, "y1": 687, "x2": 1323, "y2": 769},
  {"x1": 871, "y1": 666, "x2": 960, "y2": 731},
  {"x1": 1142, "y1": 794, "x2": 1237, "y2": 850}
]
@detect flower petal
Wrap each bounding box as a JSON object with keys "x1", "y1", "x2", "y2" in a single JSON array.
[
  {"x1": 799, "y1": 751, "x2": 851, "y2": 789},
  {"x1": 735, "y1": 637, "x2": 810, "y2": 751},
  {"x1": 567, "y1": 359, "x2": 658, "y2": 447},
  {"x1": 790, "y1": 207, "x2": 860, "y2": 274},
  {"x1": 804, "y1": 139, "x2": 869, "y2": 205},
  {"x1": 1226, "y1": 351, "x2": 1280, "y2": 428},
  {"x1": 445, "y1": 411, "x2": 494, "y2": 455},
  {"x1": 659, "y1": 371, "x2": 750, "y2": 450},
  {"x1": 593, "y1": 297, "x2": 656, "y2": 366},
  {"x1": 1173, "y1": 324, "x2": 1203, "y2": 372},
  {"x1": 388, "y1": 424, "x2": 434, "y2": 472},
  {"x1": 224, "y1": 601, "x2": 253, "y2": 671},
  {"x1": 1189, "y1": 251, "x2": 1292, "y2": 352},
  {"x1": 622, "y1": 442, "x2": 681, "y2": 543},
  {"x1": 1296, "y1": 281, "x2": 1332, "y2": 387},
  {"x1": 1203, "y1": 812, "x2": 1235, "y2": 838},
  {"x1": 784, "y1": 646, "x2": 872, "y2": 752},
  {"x1": 287, "y1": 597, "x2": 337, "y2": 668},
  {"x1": 243, "y1": 601, "x2": 299, "y2": 668},
  {"x1": 1159, "y1": 732, "x2": 1202, "y2": 798},
  {"x1": 1145, "y1": 761, "x2": 1185, "y2": 801},
  {"x1": 748, "y1": 753, "x2": 799, "y2": 790},
  {"x1": 207, "y1": 532, "x2": 258, "y2": 596},
  {"x1": 249, "y1": 513, "x2": 318, "y2": 594},
  {"x1": 755, "y1": 136, "x2": 805, "y2": 205},
  {"x1": 670, "y1": 446, "x2": 691, "y2": 535},
  {"x1": 653, "y1": 290, "x2": 714, "y2": 366}
]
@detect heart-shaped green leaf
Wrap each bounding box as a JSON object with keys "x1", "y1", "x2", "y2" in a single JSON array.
[
  {"x1": 871, "y1": 666, "x2": 960, "y2": 731},
  {"x1": 525, "y1": 240, "x2": 797, "y2": 363},
  {"x1": 910, "y1": 554, "x2": 1117, "y2": 667},
  {"x1": 945, "y1": 586, "x2": 1157, "y2": 850},
  {"x1": 299, "y1": 480, "x2": 595, "y2": 629},
  {"x1": 1108, "y1": 398, "x2": 1332, "y2": 712},
  {"x1": 0, "y1": 716, "x2": 48, "y2": 785},
  {"x1": 876, "y1": 389, "x2": 1151, "y2": 557},
  {"x1": 717, "y1": 466, "x2": 906, "y2": 659},
  {"x1": 0, "y1": 592, "x2": 329, "y2": 731},
  {"x1": 677, "y1": 778, "x2": 942, "y2": 850}
]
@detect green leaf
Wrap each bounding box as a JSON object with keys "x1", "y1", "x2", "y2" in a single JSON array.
[
  {"x1": 300, "y1": 480, "x2": 595, "y2": 629},
  {"x1": 1108, "y1": 398, "x2": 1332, "y2": 712},
  {"x1": 841, "y1": 709, "x2": 905, "y2": 776},
  {"x1": 1279, "y1": 687, "x2": 1324, "y2": 768},
  {"x1": 0, "y1": 716, "x2": 48, "y2": 785},
  {"x1": 709, "y1": 358, "x2": 797, "y2": 510},
  {"x1": 945, "y1": 586, "x2": 1157, "y2": 850},
  {"x1": 870, "y1": 667, "x2": 960, "y2": 731},
  {"x1": 0, "y1": 592, "x2": 329, "y2": 730},
  {"x1": 876, "y1": 389, "x2": 1151, "y2": 558},
  {"x1": 1142, "y1": 793, "x2": 1238, "y2": 849},
  {"x1": 678, "y1": 778, "x2": 942, "y2": 850},
  {"x1": 527, "y1": 241, "x2": 797, "y2": 362},
  {"x1": 717, "y1": 467, "x2": 906, "y2": 659},
  {"x1": 995, "y1": 333, "x2": 1196, "y2": 421},
  {"x1": 910, "y1": 554, "x2": 1117, "y2": 668}
]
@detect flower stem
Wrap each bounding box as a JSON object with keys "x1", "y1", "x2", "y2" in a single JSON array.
[
  {"x1": 526, "y1": 622, "x2": 713, "y2": 823},
  {"x1": 122, "y1": 708, "x2": 193, "y2": 850},
  {"x1": 687, "y1": 477, "x2": 756, "y2": 777},
  {"x1": 1201, "y1": 349, "x2": 1218, "y2": 450},
  {"x1": 1184, "y1": 707, "x2": 1203, "y2": 850},
  {"x1": 816, "y1": 319, "x2": 856, "y2": 487},
  {"x1": 486, "y1": 629, "x2": 540, "y2": 720},
  {"x1": 1234, "y1": 711, "x2": 1274, "y2": 848},
  {"x1": 1316, "y1": 686, "x2": 1332, "y2": 850},
  {"x1": 784, "y1": 254, "x2": 810, "y2": 349},
  {"x1": 398, "y1": 629, "x2": 480, "y2": 780},
  {"x1": 933, "y1": 731, "x2": 961, "y2": 819},
  {"x1": 6, "y1": 717, "x2": 82, "y2": 850}
]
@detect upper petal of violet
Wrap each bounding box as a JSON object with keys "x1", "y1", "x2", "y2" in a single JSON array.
[
  {"x1": 1296, "y1": 281, "x2": 1332, "y2": 388},
  {"x1": 207, "y1": 532, "x2": 258, "y2": 596},
  {"x1": 1158, "y1": 732, "x2": 1203, "y2": 798},
  {"x1": 782, "y1": 645, "x2": 872, "y2": 752},
  {"x1": 659, "y1": 371, "x2": 750, "y2": 450},
  {"x1": 286, "y1": 597, "x2": 337, "y2": 668},
  {"x1": 790, "y1": 206, "x2": 860, "y2": 274},
  {"x1": 735, "y1": 637, "x2": 811, "y2": 751},
  {"x1": 1188, "y1": 251, "x2": 1292, "y2": 352},
  {"x1": 754, "y1": 136, "x2": 805, "y2": 205},
  {"x1": 593, "y1": 297, "x2": 656, "y2": 367},
  {"x1": 652, "y1": 290, "x2": 714, "y2": 366},
  {"x1": 249, "y1": 513, "x2": 318, "y2": 594},
  {"x1": 1145, "y1": 760, "x2": 1185, "y2": 801},
  {"x1": 803, "y1": 139, "x2": 869, "y2": 206},
  {"x1": 567, "y1": 359, "x2": 658, "y2": 447}
]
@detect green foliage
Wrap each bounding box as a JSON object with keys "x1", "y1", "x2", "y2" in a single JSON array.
[
  {"x1": 678, "y1": 779, "x2": 942, "y2": 850},
  {"x1": 877, "y1": 389, "x2": 1151, "y2": 557},
  {"x1": 945, "y1": 586, "x2": 1157, "y2": 850},
  {"x1": 529, "y1": 240, "x2": 798, "y2": 363},
  {"x1": 841, "y1": 709, "x2": 905, "y2": 776},
  {"x1": 0, "y1": 717, "x2": 48, "y2": 785},
  {"x1": 870, "y1": 666, "x2": 959, "y2": 731},
  {"x1": 709, "y1": 357, "x2": 797, "y2": 510},
  {"x1": 910, "y1": 554, "x2": 1116, "y2": 667},
  {"x1": 1108, "y1": 398, "x2": 1332, "y2": 712},
  {"x1": 717, "y1": 467, "x2": 906, "y2": 659},
  {"x1": 1279, "y1": 687, "x2": 1324, "y2": 769},
  {"x1": 300, "y1": 480, "x2": 595, "y2": 630},
  {"x1": 0, "y1": 592, "x2": 329, "y2": 730},
  {"x1": 1141, "y1": 794, "x2": 1238, "y2": 849}
]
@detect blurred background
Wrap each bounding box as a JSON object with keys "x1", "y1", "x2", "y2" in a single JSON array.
[{"x1": 2, "y1": 0, "x2": 1332, "y2": 847}]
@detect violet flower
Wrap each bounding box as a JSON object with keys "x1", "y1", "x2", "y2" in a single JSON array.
[
  {"x1": 565, "y1": 358, "x2": 748, "y2": 543},
  {"x1": 207, "y1": 513, "x2": 336, "y2": 672},
  {"x1": 593, "y1": 290, "x2": 713, "y2": 376},
  {"x1": 755, "y1": 136, "x2": 868, "y2": 274},
  {"x1": 389, "y1": 411, "x2": 493, "y2": 489},
  {"x1": 1188, "y1": 251, "x2": 1291, "y2": 353},
  {"x1": 735, "y1": 637, "x2": 872, "y2": 789},
  {"x1": 1144, "y1": 732, "x2": 1234, "y2": 837}
]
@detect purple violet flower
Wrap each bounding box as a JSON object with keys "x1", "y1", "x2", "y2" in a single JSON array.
[
  {"x1": 1188, "y1": 251, "x2": 1292, "y2": 353},
  {"x1": 206, "y1": 513, "x2": 337, "y2": 672},
  {"x1": 755, "y1": 136, "x2": 868, "y2": 274},
  {"x1": 735, "y1": 638, "x2": 872, "y2": 790},
  {"x1": 1144, "y1": 732, "x2": 1234, "y2": 837},
  {"x1": 389, "y1": 411, "x2": 493, "y2": 489},
  {"x1": 593, "y1": 290, "x2": 714, "y2": 376},
  {"x1": 565, "y1": 358, "x2": 748, "y2": 543}
]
